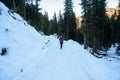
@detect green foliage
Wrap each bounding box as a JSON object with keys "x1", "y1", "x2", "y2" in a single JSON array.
[
  {"x1": 64, "y1": 0, "x2": 76, "y2": 40},
  {"x1": 41, "y1": 11, "x2": 49, "y2": 35},
  {"x1": 81, "y1": 0, "x2": 108, "y2": 52},
  {"x1": 51, "y1": 12, "x2": 58, "y2": 34},
  {"x1": 115, "y1": 14, "x2": 120, "y2": 43},
  {"x1": 110, "y1": 12, "x2": 120, "y2": 44},
  {"x1": 110, "y1": 15, "x2": 116, "y2": 43},
  {"x1": 48, "y1": 20, "x2": 54, "y2": 35},
  {"x1": 76, "y1": 29, "x2": 84, "y2": 44},
  {"x1": 1, "y1": 0, "x2": 13, "y2": 9},
  {"x1": 58, "y1": 11, "x2": 64, "y2": 36},
  {"x1": 26, "y1": 3, "x2": 42, "y2": 31},
  {"x1": 102, "y1": 15, "x2": 112, "y2": 50},
  {"x1": 1, "y1": 0, "x2": 26, "y2": 18}
]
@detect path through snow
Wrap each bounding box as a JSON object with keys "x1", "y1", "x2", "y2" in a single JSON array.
[{"x1": 12, "y1": 40, "x2": 120, "y2": 80}]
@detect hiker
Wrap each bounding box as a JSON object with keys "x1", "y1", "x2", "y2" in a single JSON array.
[{"x1": 59, "y1": 36, "x2": 64, "y2": 49}]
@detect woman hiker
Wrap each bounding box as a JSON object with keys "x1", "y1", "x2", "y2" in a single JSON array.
[{"x1": 59, "y1": 36, "x2": 64, "y2": 49}]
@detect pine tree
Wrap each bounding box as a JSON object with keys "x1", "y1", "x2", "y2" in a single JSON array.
[
  {"x1": 1, "y1": 0, "x2": 27, "y2": 19},
  {"x1": 110, "y1": 1, "x2": 120, "y2": 44},
  {"x1": 116, "y1": 14, "x2": 120, "y2": 43},
  {"x1": 48, "y1": 20, "x2": 54, "y2": 35},
  {"x1": 103, "y1": 16, "x2": 111, "y2": 50},
  {"x1": 81, "y1": 0, "x2": 92, "y2": 49},
  {"x1": 52, "y1": 12, "x2": 58, "y2": 34},
  {"x1": 110, "y1": 15, "x2": 116, "y2": 43},
  {"x1": 81, "y1": 0, "x2": 107, "y2": 53},
  {"x1": 1, "y1": 0, "x2": 13, "y2": 9},
  {"x1": 64, "y1": 0, "x2": 76, "y2": 40},
  {"x1": 58, "y1": 11, "x2": 64, "y2": 36},
  {"x1": 17, "y1": 0, "x2": 26, "y2": 19},
  {"x1": 26, "y1": 3, "x2": 42, "y2": 30},
  {"x1": 41, "y1": 11, "x2": 49, "y2": 35}
]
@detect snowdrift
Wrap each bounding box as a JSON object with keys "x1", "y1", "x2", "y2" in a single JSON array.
[{"x1": 0, "y1": 2, "x2": 46, "y2": 79}]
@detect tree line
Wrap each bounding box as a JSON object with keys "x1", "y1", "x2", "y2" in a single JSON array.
[
  {"x1": 81, "y1": 0, "x2": 120, "y2": 55},
  {"x1": 1, "y1": 0, "x2": 76, "y2": 39},
  {"x1": 1, "y1": 0, "x2": 120, "y2": 54}
]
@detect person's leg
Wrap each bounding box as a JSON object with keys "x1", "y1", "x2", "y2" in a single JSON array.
[
  {"x1": 61, "y1": 42, "x2": 63, "y2": 49},
  {"x1": 60, "y1": 43, "x2": 62, "y2": 49}
]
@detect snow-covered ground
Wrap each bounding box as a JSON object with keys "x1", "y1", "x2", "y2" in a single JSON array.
[{"x1": 0, "y1": 2, "x2": 120, "y2": 80}]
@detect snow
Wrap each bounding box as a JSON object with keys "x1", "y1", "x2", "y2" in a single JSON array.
[{"x1": 0, "y1": 2, "x2": 120, "y2": 80}]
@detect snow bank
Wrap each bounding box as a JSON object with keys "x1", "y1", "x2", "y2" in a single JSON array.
[{"x1": 0, "y1": 2, "x2": 45, "y2": 80}]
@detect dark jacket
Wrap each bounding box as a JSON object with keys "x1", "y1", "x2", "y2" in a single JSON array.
[{"x1": 59, "y1": 37, "x2": 64, "y2": 43}]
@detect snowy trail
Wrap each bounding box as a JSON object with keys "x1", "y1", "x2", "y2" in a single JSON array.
[
  {"x1": 12, "y1": 40, "x2": 120, "y2": 80},
  {"x1": 13, "y1": 48, "x2": 89, "y2": 80},
  {"x1": 36, "y1": 50, "x2": 89, "y2": 80}
]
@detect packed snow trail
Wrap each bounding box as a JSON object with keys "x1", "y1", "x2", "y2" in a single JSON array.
[
  {"x1": 12, "y1": 40, "x2": 120, "y2": 80},
  {"x1": 13, "y1": 47, "x2": 89, "y2": 80}
]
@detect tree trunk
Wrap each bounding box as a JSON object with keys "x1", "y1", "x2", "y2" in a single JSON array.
[
  {"x1": 22, "y1": 1, "x2": 26, "y2": 19},
  {"x1": 84, "y1": 34, "x2": 87, "y2": 49},
  {"x1": 12, "y1": 0, "x2": 16, "y2": 11},
  {"x1": 31, "y1": 0, "x2": 33, "y2": 5}
]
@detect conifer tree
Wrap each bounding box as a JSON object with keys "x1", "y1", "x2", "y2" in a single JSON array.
[
  {"x1": 81, "y1": 0, "x2": 92, "y2": 49},
  {"x1": 41, "y1": 11, "x2": 49, "y2": 35},
  {"x1": 1, "y1": 0, "x2": 27, "y2": 19},
  {"x1": 58, "y1": 11, "x2": 64, "y2": 36},
  {"x1": 64, "y1": 0, "x2": 76, "y2": 40},
  {"x1": 81, "y1": 0, "x2": 107, "y2": 53},
  {"x1": 52, "y1": 12, "x2": 58, "y2": 34},
  {"x1": 1, "y1": 0, "x2": 13, "y2": 9},
  {"x1": 110, "y1": 15, "x2": 116, "y2": 43},
  {"x1": 117, "y1": 3, "x2": 120, "y2": 43}
]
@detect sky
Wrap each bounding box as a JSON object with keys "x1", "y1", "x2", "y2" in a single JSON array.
[
  {"x1": 0, "y1": 2, "x2": 120, "y2": 80},
  {"x1": 41, "y1": 0, "x2": 119, "y2": 19}
]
